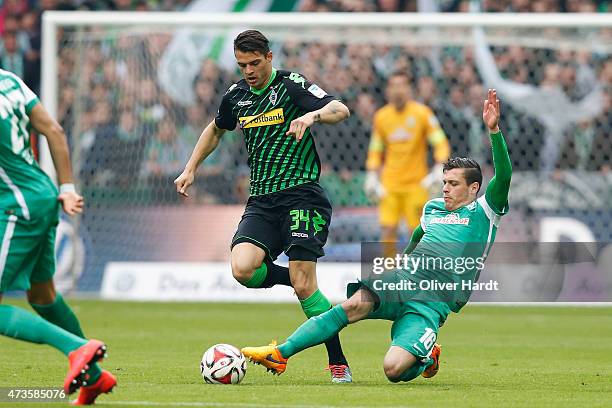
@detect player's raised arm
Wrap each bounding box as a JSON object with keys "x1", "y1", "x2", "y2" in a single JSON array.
[
  {"x1": 28, "y1": 103, "x2": 84, "y2": 216},
  {"x1": 174, "y1": 119, "x2": 226, "y2": 197},
  {"x1": 482, "y1": 89, "x2": 512, "y2": 214}
]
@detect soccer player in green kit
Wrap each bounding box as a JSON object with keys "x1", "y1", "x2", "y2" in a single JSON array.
[
  {"x1": 242, "y1": 89, "x2": 511, "y2": 383},
  {"x1": 0, "y1": 69, "x2": 115, "y2": 404},
  {"x1": 174, "y1": 30, "x2": 353, "y2": 382}
]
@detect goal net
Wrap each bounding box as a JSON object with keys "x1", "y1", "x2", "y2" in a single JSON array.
[{"x1": 42, "y1": 12, "x2": 612, "y2": 292}]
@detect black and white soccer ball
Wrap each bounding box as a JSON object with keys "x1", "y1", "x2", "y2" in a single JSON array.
[{"x1": 200, "y1": 343, "x2": 247, "y2": 384}]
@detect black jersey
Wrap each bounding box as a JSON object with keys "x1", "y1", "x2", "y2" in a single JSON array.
[{"x1": 215, "y1": 69, "x2": 336, "y2": 196}]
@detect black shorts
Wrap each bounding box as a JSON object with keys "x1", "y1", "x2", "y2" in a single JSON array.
[{"x1": 231, "y1": 182, "x2": 332, "y2": 262}]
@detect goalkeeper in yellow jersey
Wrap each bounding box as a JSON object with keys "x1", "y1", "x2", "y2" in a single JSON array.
[{"x1": 365, "y1": 71, "x2": 450, "y2": 251}]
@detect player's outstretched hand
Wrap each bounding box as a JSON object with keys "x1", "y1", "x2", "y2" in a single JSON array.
[
  {"x1": 482, "y1": 88, "x2": 501, "y2": 132},
  {"x1": 174, "y1": 169, "x2": 194, "y2": 197},
  {"x1": 286, "y1": 113, "x2": 315, "y2": 141},
  {"x1": 58, "y1": 191, "x2": 84, "y2": 216}
]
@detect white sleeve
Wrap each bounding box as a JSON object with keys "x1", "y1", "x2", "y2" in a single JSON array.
[{"x1": 477, "y1": 196, "x2": 502, "y2": 227}]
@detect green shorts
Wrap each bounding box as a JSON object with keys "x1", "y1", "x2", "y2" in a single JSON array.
[
  {"x1": 0, "y1": 212, "x2": 58, "y2": 292},
  {"x1": 347, "y1": 277, "x2": 449, "y2": 360}
]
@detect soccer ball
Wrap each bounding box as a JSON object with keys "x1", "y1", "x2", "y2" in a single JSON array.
[{"x1": 200, "y1": 343, "x2": 247, "y2": 384}]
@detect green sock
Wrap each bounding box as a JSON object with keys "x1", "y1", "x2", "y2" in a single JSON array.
[
  {"x1": 30, "y1": 293, "x2": 84, "y2": 337},
  {"x1": 278, "y1": 304, "x2": 349, "y2": 359},
  {"x1": 299, "y1": 289, "x2": 332, "y2": 318},
  {"x1": 243, "y1": 263, "x2": 267, "y2": 288},
  {"x1": 30, "y1": 294, "x2": 101, "y2": 383},
  {"x1": 0, "y1": 305, "x2": 86, "y2": 356}
]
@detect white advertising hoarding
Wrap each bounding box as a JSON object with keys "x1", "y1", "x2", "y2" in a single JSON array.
[{"x1": 101, "y1": 262, "x2": 360, "y2": 302}]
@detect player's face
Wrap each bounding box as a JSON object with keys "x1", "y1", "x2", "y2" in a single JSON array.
[
  {"x1": 386, "y1": 75, "x2": 411, "y2": 107},
  {"x1": 442, "y1": 169, "x2": 479, "y2": 211},
  {"x1": 235, "y1": 50, "x2": 273, "y2": 89}
]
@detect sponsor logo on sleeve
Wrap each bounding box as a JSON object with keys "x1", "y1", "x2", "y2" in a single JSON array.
[{"x1": 307, "y1": 84, "x2": 327, "y2": 99}]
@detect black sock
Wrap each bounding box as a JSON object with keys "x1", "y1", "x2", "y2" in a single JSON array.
[
  {"x1": 324, "y1": 334, "x2": 348, "y2": 366},
  {"x1": 259, "y1": 260, "x2": 292, "y2": 288}
]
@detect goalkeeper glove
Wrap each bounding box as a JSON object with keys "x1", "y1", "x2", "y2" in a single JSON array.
[
  {"x1": 421, "y1": 163, "x2": 444, "y2": 193},
  {"x1": 364, "y1": 170, "x2": 385, "y2": 202}
]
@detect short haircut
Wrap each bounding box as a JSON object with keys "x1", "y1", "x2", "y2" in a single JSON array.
[
  {"x1": 443, "y1": 157, "x2": 482, "y2": 193},
  {"x1": 234, "y1": 30, "x2": 270, "y2": 55},
  {"x1": 388, "y1": 70, "x2": 411, "y2": 83}
]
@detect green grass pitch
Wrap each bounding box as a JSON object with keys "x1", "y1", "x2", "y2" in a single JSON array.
[{"x1": 1, "y1": 300, "x2": 611, "y2": 407}]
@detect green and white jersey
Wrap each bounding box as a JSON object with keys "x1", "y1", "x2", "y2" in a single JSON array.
[
  {"x1": 0, "y1": 69, "x2": 57, "y2": 221},
  {"x1": 405, "y1": 195, "x2": 509, "y2": 313},
  {"x1": 215, "y1": 69, "x2": 336, "y2": 196}
]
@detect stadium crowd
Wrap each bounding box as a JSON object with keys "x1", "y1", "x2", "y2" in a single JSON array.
[{"x1": 0, "y1": 0, "x2": 609, "y2": 206}]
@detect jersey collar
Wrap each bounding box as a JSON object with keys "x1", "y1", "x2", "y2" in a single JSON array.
[{"x1": 249, "y1": 67, "x2": 277, "y2": 95}]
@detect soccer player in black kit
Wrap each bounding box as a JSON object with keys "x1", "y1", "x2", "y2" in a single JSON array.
[{"x1": 175, "y1": 30, "x2": 353, "y2": 382}]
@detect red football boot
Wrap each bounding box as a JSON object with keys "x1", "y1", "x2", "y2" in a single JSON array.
[
  {"x1": 64, "y1": 340, "x2": 107, "y2": 394},
  {"x1": 71, "y1": 370, "x2": 117, "y2": 405}
]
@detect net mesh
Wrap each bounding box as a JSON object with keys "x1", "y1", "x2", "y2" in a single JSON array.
[{"x1": 52, "y1": 22, "x2": 612, "y2": 291}]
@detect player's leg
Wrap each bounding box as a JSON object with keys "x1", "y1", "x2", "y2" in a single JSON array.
[
  {"x1": 403, "y1": 185, "x2": 428, "y2": 236},
  {"x1": 27, "y1": 223, "x2": 87, "y2": 338},
  {"x1": 0, "y1": 300, "x2": 93, "y2": 353},
  {"x1": 28, "y1": 280, "x2": 116, "y2": 405},
  {"x1": 383, "y1": 312, "x2": 441, "y2": 383},
  {"x1": 0, "y1": 216, "x2": 85, "y2": 355},
  {"x1": 230, "y1": 242, "x2": 267, "y2": 285},
  {"x1": 283, "y1": 184, "x2": 351, "y2": 381},
  {"x1": 288, "y1": 259, "x2": 350, "y2": 380},
  {"x1": 383, "y1": 346, "x2": 419, "y2": 382},
  {"x1": 231, "y1": 242, "x2": 292, "y2": 288},
  {"x1": 230, "y1": 201, "x2": 291, "y2": 288},
  {"x1": 242, "y1": 288, "x2": 376, "y2": 374},
  {"x1": 28, "y1": 281, "x2": 85, "y2": 337},
  {"x1": 0, "y1": 217, "x2": 110, "y2": 396},
  {"x1": 379, "y1": 192, "x2": 401, "y2": 257}
]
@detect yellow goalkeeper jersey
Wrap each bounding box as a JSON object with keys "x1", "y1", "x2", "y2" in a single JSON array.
[{"x1": 366, "y1": 101, "x2": 449, "y2": 193}]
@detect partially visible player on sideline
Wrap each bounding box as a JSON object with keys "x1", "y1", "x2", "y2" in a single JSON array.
[
  {"x1": 174, "y1": 30, "x2": 353, "y2": 382},
  {"x1": 243, "y1": 89, "x2": 511, "y2": 384},
  {"x1": 0, "y1": 69, "x2": 116, "y2": 405},
  {"x1": 365, "y1": 71, "x2": 450, "y2": 255}
]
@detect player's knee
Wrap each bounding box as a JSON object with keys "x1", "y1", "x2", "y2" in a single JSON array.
[
  {"x1": 230, "y1": 258, "x2": 255, "y2": 284},
  {"x1": 383, "y1": 354, "x2": 417, "y2": 383},
  {"x1": 341, "y1": 296, "x2": 371, "y2": 322},
  {"x1": 383, "y1": 362, "x2": 405, "y2": 382}
]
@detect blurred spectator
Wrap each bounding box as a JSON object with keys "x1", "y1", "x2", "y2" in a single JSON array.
[
  {"x1": 0, "y1": 31, "x2": 26, "y2": 78},
  {"x1": 135, "y1": 77, "x2": 165, "y2": 132},
  {"x1": 81, "y1": 102, "x2": 119, "y2": 186},
  {"x1": 21, "y1": 10, "x2": 40, "y2": 92},
  {"x1": 115, "y1": 110, "x2": 146, "y2": 190},
  {"x1": 141, "y1": 117, "x2": 190, "y2": 202}
]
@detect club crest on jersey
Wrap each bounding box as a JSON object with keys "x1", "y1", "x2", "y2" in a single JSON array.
[
  {"x1": 239, "y1": 108, "x2": 285, "y2": 129},
  {"x1": 269, "y1": 88, "x2": 278, "y2": 105},
  {"x1": 430, "y1": 212, "x2": 470, "y2": 225}
]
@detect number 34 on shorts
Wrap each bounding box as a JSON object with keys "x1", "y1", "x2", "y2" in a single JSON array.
[{"x1": 289, "y1": 209, "x2": 326, "y2": 238}]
